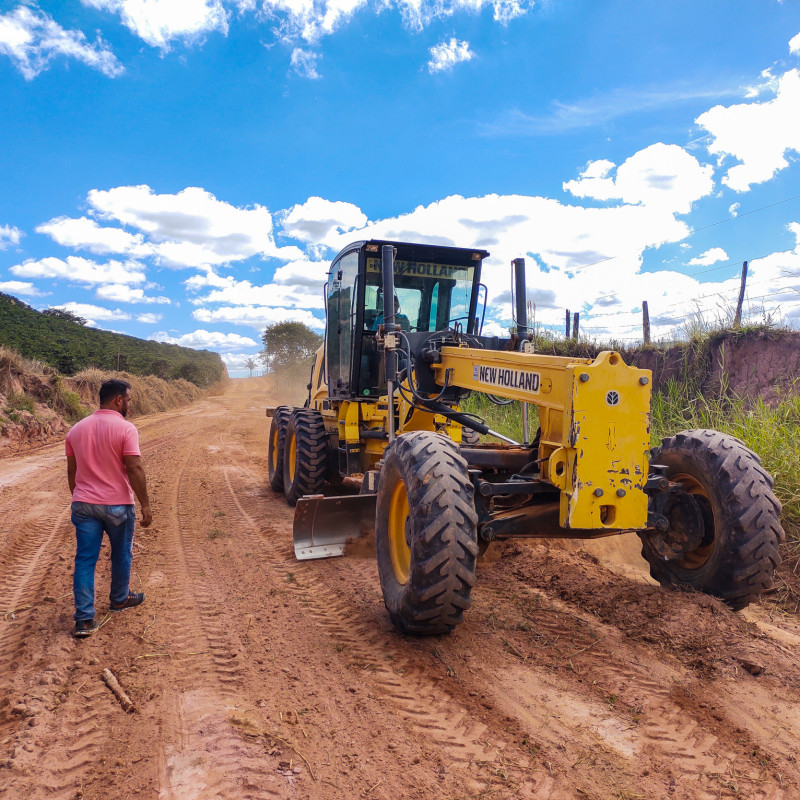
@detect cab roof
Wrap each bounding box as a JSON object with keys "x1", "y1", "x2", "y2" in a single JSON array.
[{"x1": 331, "y1": 239, "x2": 490, "y2": 268}]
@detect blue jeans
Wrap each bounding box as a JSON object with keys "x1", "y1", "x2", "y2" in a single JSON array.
[{"x1": 72, "y1": 502, "x2": 135, "y2": 621}]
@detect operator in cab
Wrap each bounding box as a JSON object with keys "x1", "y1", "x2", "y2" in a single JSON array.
[{"x1": 374, "y1": 295, "x2": 411, "y2": 332}]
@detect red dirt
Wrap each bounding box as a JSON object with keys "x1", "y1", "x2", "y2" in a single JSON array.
[{"x1": 2, "y1": 377, "x2": 800, "y2": 800}]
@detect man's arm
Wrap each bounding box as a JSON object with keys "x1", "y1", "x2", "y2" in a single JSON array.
[
  {"x1": 67, "y1": 455, "x2": 77, "y2": 494},
  {"x1": 123, "y1": 455, "x2": 152, "y2": 528}
]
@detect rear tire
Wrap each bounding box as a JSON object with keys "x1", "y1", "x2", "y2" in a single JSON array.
[
  {"x1": 376, "y1": 431, "x2": 479, "y2": 634},
  {"x1": 283, "y1": 409, "x2": 328, "y2": 506},
  {"x1": 461, "y1": 427, "x2": 481, "y2": 445},
  {"x1": 268, "y1": 406, "x2": 291, "y2": 492},
  {"x1": 639, "y1": 429, "x2": 784, "y2": 610}
]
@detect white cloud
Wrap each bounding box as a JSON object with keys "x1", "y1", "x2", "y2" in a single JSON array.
[
  {"x1": 86, "y1": 185, "x2": 303, "y2": 268},
  {"x1": 790, "y1": 31, "x2": 800, "y2": 55},
  {"x1": 136, "y1": 312, "x2": 163, "y2": 324},
  {"x1": 95, "y1": 284, "x2": 171, "y2": 304},
  {"x1": 688, "y1": 247, "x2": 728, "y2": 267},
  {"x1": 0, "y1": 224, "x2": 23, "y2": 249},
  {"x1": 10, "y1": 256, "x2": 146, "y2": 286},
  {"x1": 238, "y1": 0, "x2": 527, "y2": 45},
  {"x1": 427, "y1": 37, "x2": 473, "y2": 74},
  {"x1": 56, "y1": 302, "x2": 131, "y2": 323},
  {"x1": 83, "y1": 0, "x2": 228, "y2": 48},
  {"x1": 396, "y1": 0, "x2": 527, "y2": 30},
  {"x1": 728, "y1": 202, "x2": 740, "y2": 217},
  {"x1": 315, "y1": 191, "x2": 703, "y2": 339},
  {"x1": 184, "y1": 270, "x2": 232, "y2": 292},
  {"x1": 0, "y1": 5, "x2": 122, "y2": 79},
  {"x1": 280, "y1": 197, "x2": 368, "y2": 244},
  {"x1": 193, "y1": 305, "x2": 323, "y2": 330},
  {"x1": 697, "y1": 68, "x2": 800, "y2": 191},
  {"x1": 481, "y1": 83, "x2": 741, "y2": 136},
  {"x1": 219, "y1": 351, "x2": 262, "y2": 369},
  {"x1": 190, "y1": 268, "x2": 327, "y2": 309},
  {"x1": 481, "y1": 320, "x2": 508, "y2": 337},
  {"x1": 36, "y1": 216, "x2": 148, "y2": 255},
  {"x1": 148, "y1": 329, "x2": 258, "y2": 350},
  {"x1": 0, "y1": 280, "x2": 45, "y2": 297},
  {"x1": 290, "y1": 48, "x2": 320, "y2": 79},
  {"x1": 563, "y1": 144, "x2": 714, "y2": 214}
]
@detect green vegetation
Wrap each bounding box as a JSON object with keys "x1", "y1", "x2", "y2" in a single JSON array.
[
  {"x1": 261, "y1": 321, "x2": 322, "y2": 372},
  {"x1": 6, "y1": 393, "x2": 35, "y2": 415},
  {"x1": 650, "y1": 380, "x2": 800, "y2": 533},
  {"x1": 260, "y1": 321, "x2": 322, "y2": 399},
  {"x1": 462, "y1": 330, "x2": 800, "y2": 541},
  {"x1": 0, "y1": 293, "x2": 226, "y2": 387},
  {"x1": 461, "y1": 392, "x2": 536, "y2": 445}
]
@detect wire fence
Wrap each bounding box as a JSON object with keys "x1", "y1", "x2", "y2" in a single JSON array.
[{"x1": 535, "y1": 258, "x2": 800, "y2": 346}]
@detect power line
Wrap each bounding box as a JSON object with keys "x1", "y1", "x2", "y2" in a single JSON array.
[
  {"x1": 689, "y1": 193, "x2": 800, "y2": 236},
  {"x1": 561, "y1": 192, "x2": 800, "y2": 275}
]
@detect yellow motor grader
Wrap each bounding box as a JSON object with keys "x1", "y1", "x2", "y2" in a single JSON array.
[{"x1": 267, "y1": 241, "x2": 783, "y2": 634}]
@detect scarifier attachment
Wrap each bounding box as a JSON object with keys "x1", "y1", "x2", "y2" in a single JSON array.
[{"x1": 292, "y1": 494, "x2": 377, "y2": 560}]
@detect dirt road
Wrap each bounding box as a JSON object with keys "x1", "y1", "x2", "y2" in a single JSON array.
[{"x1": 2, "y1": 378, "x2": 800, "y2": 800}]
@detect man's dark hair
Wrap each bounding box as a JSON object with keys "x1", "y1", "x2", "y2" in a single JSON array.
[{"x1": 99, "y1": 379, "x2": 131, "y2": 405}]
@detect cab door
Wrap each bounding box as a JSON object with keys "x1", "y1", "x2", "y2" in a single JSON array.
[{"x1": 326, "y1": 249, "x2": 360, "y2": 397}]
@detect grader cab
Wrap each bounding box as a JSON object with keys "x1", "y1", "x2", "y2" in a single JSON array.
[{"x1": 267, "y1": 240, "x2": 784, "y2": 635}]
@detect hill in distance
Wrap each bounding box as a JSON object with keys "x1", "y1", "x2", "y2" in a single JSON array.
[{"x1": 0, "y1": 293, "x2": 226, "y2": 387}]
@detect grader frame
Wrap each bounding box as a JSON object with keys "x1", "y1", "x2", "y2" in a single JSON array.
[{"x1": 267, "y1": 241, "x2": 783, "y2": 634}]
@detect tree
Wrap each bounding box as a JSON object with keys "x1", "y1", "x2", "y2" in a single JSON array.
[
  {"x1": 261, "y1": 322, "x2": 322, "y2": 373},
  {"x1": 244, "y1": 357, "x2": 258, "y2": 377},
  {"x1": 42, "y1": 308, "x2": 87, "y2": 325},
  {"x1": 150, "y1": 358, "x2": 171, "y2": 379}
]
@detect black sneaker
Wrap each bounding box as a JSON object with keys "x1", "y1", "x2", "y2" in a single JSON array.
[
  {"x1": 110, "y1": 592, "x2": 145, "y2": 612},
  {"x1": 73, "y1": 618, "x2": 99, "y2": 638}
]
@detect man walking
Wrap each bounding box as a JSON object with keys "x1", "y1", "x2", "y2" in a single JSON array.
[{"x1": 66, "y1": 379, "x2": 152, "y2": 638}]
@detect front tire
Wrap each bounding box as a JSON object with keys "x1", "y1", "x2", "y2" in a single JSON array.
[
  {"x1": 639, "y1": 429, "x2": 784, "y2": 610},
  {"x1": 283, "y1": 409, "x2": 328, "y2": 506},
  {"x1": 268, "y1": 406, "x2": 291, "y2": 492},
  {"x1": 376, "y1": 432, "x2": 479, "y2": 634}
]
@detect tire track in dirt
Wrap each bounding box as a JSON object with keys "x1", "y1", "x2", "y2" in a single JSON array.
[
  {"x1": 25, "y1": 681, "x2": 111, "y2": 800},
  {"x1": 0, "y1": 505, "x2": 71, "y2": 672},
  {"x1": 228, "y1": 408, "x2": 798, "y2": 799},
  {"x1": 225, "y1": 429, "x2": 650, "y2": 797},
  {"x1": 214, "y1": 442, "x2": 577, "y2": 800},
  {"x1": 0, "y1": 407, "x2": 278, "y2": 800},
  {"x1": 4, "y1": 379, "x2": 799, "y2": 800},
  {"x1": 471, "y1": 577, "x2": 799, "y2": 800},
  {"x1": 138, "y1": 423, "x2": 284, "y2": 800}
]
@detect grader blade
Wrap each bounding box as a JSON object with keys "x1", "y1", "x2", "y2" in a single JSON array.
[{"x1": 292, "y1": 494, "x2": 377, "y2": 560}]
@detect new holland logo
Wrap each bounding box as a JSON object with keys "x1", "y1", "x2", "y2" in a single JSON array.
[{"x1": 473, "y1": 365, "x2": 541, "y2": 393}]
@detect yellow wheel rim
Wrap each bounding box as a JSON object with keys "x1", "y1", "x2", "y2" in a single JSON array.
[
  {"x1": 388, "y1": 481, "x2": 411, "y2": 585},
  {"x1": 270, "y1": 428, "x2": 278, "y2": 471},
  {"x1": 288, "y1": 431, "x2": 297, "y2": 482},
  {"x1": 673, "y1": 472, "x2": 714, "y2": 569}
]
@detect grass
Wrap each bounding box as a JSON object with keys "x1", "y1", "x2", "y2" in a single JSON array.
[
  {"x1": 460, "y1": 392, "x2": 538, "y2": 445},
  {"x1": 651, "y1": 379, "x2": 800, "y2": 535},
  {"x1": 461, "y1": 353, "x2": 800, "y2": 544},
  {"x1": 7, "y1": 393, "x2": 36, "y2": 414}
]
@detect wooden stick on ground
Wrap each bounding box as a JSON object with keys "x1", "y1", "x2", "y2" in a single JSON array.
[{"x1": 101, "y1": 668, "x2": 135, "y2": 713}]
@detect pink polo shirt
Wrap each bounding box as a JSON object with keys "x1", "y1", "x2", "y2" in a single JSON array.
[{"x1": 65, "y1": 409, "x2": 141, "y2": 504}]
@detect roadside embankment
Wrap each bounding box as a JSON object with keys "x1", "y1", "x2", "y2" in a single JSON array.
[{"x1": 0, "y1": 346, "x2": 225, "y2": 454}]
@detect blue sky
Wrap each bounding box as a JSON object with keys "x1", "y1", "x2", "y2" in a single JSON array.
[{"x1": 1, "y1": 1, "x2": 800, "y2": 376}]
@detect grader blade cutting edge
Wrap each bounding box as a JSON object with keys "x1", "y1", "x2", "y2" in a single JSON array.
[{"x1": 292, "y1": 494, "x2": 377, "y2": 560}]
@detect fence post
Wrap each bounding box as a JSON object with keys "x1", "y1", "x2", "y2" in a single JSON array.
[
  {"x1": 733, "y1": 261, "x2": 748, "y2": 328},
  {"x1": 565, "y1": 309, "x2": 571, "y2": 339},
  {"x1": 642, "y1": 301, "x2": 650, "y2": 344},
  {"x1": 572, "y1": 312, "x2": 579, "y2": 340}
]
